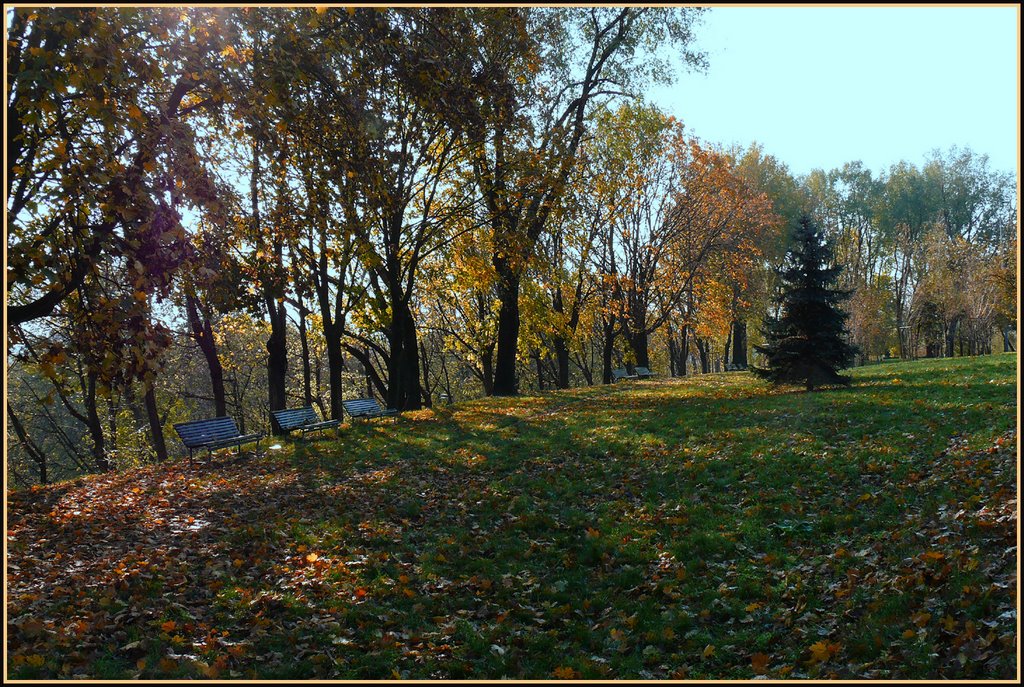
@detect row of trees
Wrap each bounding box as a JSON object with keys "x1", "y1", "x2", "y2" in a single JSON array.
[
  {"x1": 802, "y1": 150, "x2": 1016, "y2": 362},
  {"x1": 6, "y1": 7, "x2": 1017, "y2": 486}
]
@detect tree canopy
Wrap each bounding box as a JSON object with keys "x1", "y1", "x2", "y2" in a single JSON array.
[{"x1": 5, "y1": 6, "x2": 1016, "y2": 485}]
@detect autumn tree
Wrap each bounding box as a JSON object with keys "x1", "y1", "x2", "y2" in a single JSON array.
[
  {"x1": 7, "y1": 7, "x2": 228, "y2": 329},
  {"x1": 7, "y1": 7, "x2": 231, "y2": 467},
  {"x1": 726, "y1": 144, "x2": 801, "y2": 369},
  {"x1": 455, "y1": 7, "x2": 707, "y2": 395},
  {"x1": 532, "y1": 150, "x2": 606, "y2": 388}
]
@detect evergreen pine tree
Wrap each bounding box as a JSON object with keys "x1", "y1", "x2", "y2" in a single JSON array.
[{"x1": 752, "y1": 214, "x2": 858, "y2": 390}]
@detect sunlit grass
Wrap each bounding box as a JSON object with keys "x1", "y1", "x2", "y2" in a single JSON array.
[{"x1": 7, "y1": 353, "x2": 1016, "y2": 679}]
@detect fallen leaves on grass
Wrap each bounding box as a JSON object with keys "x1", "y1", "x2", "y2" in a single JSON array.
[{"x1": 6, "y1": 357, "x2": 1017, "y2": 679}]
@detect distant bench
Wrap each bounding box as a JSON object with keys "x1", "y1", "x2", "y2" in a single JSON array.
[
  {"x1": 271, "y1": 405, "x2": 340, "y2": 438},
  {"x1": 343, "y1": 398, "x2": 399, "y2": 422},
  {"x1": 634, "y1": 366, "x2": 655, "y2": 379},
  {"x1": 612, "y1": 368, "x2": 638, "y2": 382},
  {"x1": 173, "y1": 416, "x2": 263, "y2": 464}
]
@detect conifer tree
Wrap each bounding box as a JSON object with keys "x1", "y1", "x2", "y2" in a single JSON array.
[{"x1": 752, "y1": 214, "x2": 858, "y2": 390}]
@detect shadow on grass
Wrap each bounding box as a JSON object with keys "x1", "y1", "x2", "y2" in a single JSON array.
[{"x1": 7, "y1": 353, "x2": 1016, "y2": 679}]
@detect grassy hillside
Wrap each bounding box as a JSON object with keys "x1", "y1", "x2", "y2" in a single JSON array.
[{"x1": 7, "y1": 354, "x2": 1017, "y2": 680}]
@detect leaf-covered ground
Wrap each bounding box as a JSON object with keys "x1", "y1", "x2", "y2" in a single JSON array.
[{"x1": 6, "y1": 354, "x2": 1018, "y2": 680}]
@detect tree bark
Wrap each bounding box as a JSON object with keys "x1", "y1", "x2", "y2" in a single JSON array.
[
  {"x1": 84, "y1": 370, "x2": 109, "y2": 472},
  {"x1": 628, "y1": 329, "x2": 650, "y2": 369},
  {"x1": 296, "y1": 297, "x2": 313, "y2": 406},
  {"x1": 144, "y1": 382, "x2": 168, "y2": 462},
  {"x1": 480, "y1": 345, "x2": 495, "y2": 396},
  {"x1": 553, "y1": 336, "x2": 571, "y2": 389},
  {"x1": 668, "y1": 326, "x2": 678, "y2": 377},
  {"x1": 184, "y1": 292, "x2": 227, "y2": 416},
  {"x1": 731, "y1": 320, "x2": 748, "y2": 368},
  {"x1": 419, "y1": 339, "x2": 433, "y2": 408},
  {"x1": 385, "y1": 297, "x2": 423, "y2": 411},
  {"x1": 696, "y1": 337, "x2": 710, "y2": 374},
  {"x1": 679, "y1": 325, "x2": 689, "y2": 376},
  {"x1": 265, "y1": 298, "x2": 288, "y2": 421},
  {"x1": 945, "y1": 316, "x2": 958, "y2": 358},
  {"x1": 312, "y1": 251, "x2": 346, "y2": 420},
  {"x1": 601, "y1": 317, "x2": 616, "y2": 384},
  {"x1": 251, "y1": 136, "x2": 288, "y2": 428},
  {"x1": 492, "y1": 265, "x2": 521, "y2": 396},
  {"x1": 323, "y1": 322, "x2": 345, "y2": 420}
]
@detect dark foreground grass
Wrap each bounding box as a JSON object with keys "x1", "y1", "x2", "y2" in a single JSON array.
[{"x1": 7, "y1": 354, "x2": 1017, "y2": 679}]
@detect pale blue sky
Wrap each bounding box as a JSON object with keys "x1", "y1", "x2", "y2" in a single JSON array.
[{"x1": 647, "y1": 6, "x2": 1018, "y2": 177}]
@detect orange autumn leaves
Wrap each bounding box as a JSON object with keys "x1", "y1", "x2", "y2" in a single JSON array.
[{"x1": 551, "y1": 639, "x2": 841, "y2": 679}]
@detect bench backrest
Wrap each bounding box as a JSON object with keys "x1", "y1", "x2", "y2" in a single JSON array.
[
  {"x1": 343, "y1": 398, "x2": 384, "y2": 416},
  {"x1": 173, "y1": 416, "x2": 242, "y2": 448},
  {"x1": 635, "y1": 366, "x2": 652, "y2": 376},
  {"x1": 612, "y1": 368, "x2": 631, "y2": 379},
  {"x1": 271, "y1": 406, "x2": 321, "y2": 431}
]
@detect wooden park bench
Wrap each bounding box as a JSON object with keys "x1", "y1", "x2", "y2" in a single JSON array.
[
  {"x1": 271, "y1": 405, "x2": 340, "y2": 438},
  {"x1": 634, "y1": 366, "x2": 655, "y2": 379},
  {"x1": 612, "y1": 368, "x2": 638, "y2": 382},
  {"x1": 343, "y1": 397, "x2": 400, "y2": 422},
  {"x1": 172, "y1": 416, "x2": 264, "y2": 464}
]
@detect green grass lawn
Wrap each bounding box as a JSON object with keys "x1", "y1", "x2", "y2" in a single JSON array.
[{"x1": 7, "y1": 354, "x2": 1017, "y2": 680}]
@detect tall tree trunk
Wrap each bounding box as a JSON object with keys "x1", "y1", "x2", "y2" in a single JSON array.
[
  {"x1": 553, "y1": 336, "x2": 570, "y2": 389},
  {"x1": 679, "y1": 325, "x2": 689, "y2": 376},
  {"x1": 419, "y1": 339, "x2": 433, "y2": 408},
  {"x1": 601, "y1": 318, "x2": 615, "y2": 384},
  {"x1": 107, "y1": 393, "x2": 118, "y2": 457},
  {"x1": 550, "y1": 285, "x2": 572, "y2": 389},
  {"x1": 251, "y1": 136, "x2": 288, "y2": 429},
  {"x1": 323, "y1": 322, "x2": 345, "y2": 420},
  {"x1": 144, "y1": 382, "x2": 168, "y2": 462},
  {"x1": 85, "y1": 370, "x2": 109, "y2": 472},
  {"x1": 696, "y1": 337, "x2": 710, "y2": 374},
  {"x1": 945, "y1": 316, "x2": 958, "y2": 358},
  {"x1": 480, "y1": 345, "x2": 495, "y2": 396},
  {"x1": 184, "y1": 292, "x2": 227, "y2": 416},
  {"x1": 385, "y1": 297, "x2": 423, "y2": 411},
  {"x1": 668, "y1": 326, "x2": 678, "y2": 377},
  {"x1": 265, "y1": 299, "x2": 288, "y2": 423},
  {"x1": 492, "y1": 266, "x2": 521, "y2": 396},
  {"x1": 313, "y1": 247, "x2": 346, "y2": 420},
  {"x1": 731, "y1": 320, "x2": 748, "y2": 368},
  {"x1": 628, "y1": 329, "x2": 650, "y2": 369},
  {"x1": 296, "y1": 297, "x2": 313, "y2": 406}
]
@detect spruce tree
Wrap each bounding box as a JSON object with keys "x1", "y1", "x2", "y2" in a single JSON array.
[{"x1": 752, "y1": 214, "x2": 858, "y2": 390}]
